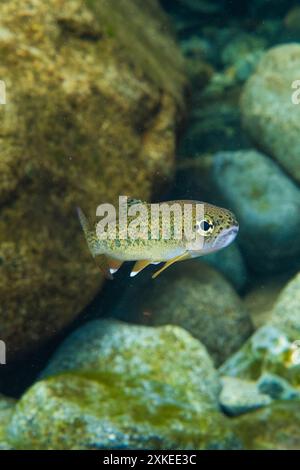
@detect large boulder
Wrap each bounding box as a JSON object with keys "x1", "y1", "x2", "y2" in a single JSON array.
[
  {"x1": 241, "y1": 44, "x2": 300, "y2": 184},
  {"x1": 0, "y1": 0, "x2": 186, "y2": 359},
  {"x1": 211, "y1": 150, "x2": 300, "y2": 273},
  {"x1": 7, "y1": 320, "x2": 239, "y2": 450},
  {"x1": 113, "y1": 262, "x2": 253, "y2": 365}
]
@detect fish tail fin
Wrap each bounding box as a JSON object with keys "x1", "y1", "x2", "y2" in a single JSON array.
[{"x1": 76, "y1": 206, "x2": 99, "y2": 258}]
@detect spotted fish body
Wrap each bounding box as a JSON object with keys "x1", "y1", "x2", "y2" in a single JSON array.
[{"x1": 77, "y1": 199, "x2": 239, "y2": 279}]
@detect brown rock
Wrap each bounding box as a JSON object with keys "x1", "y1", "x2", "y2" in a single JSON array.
[{"x1": 0, "y1": 0, "x2": 186, "y2": 359}]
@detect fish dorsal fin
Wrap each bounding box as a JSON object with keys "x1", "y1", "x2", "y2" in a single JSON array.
[
  {"x1": 130, "y1": 260, "x2": 152, "y2": 277},
  {"x1": 152, "y1": 252, "x2": 190, "y2": 279},
  {"x1": 127, "y1": 198, "x2": 145, "y2": 207}
]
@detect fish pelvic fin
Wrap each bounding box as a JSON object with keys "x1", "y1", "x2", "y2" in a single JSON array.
[
  {"x1": 152, "y1": 252, "x2": 190, "y2": 279},
  {"x1": 107, "y1": 257, "x2": 123, "y2": 276},
  {"x1": 130, "y1": 260, "x2": 152, "y2": 277},
  {"x1": 76, "y1": 206, "x2": 100, "y2": 258}
]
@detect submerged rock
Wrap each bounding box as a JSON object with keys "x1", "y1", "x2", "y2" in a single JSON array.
[
  {"x1": 241, "y1": 44, "x2": 300, "y2": 184},
  {"x1": 211, "y1": 150, "x2": 300, "y2": 273},
  {"x1": 243, "y1": 276, "x2": 287, "y2": 328},
  {"x1": 219, "y1": 325, "x2": 300, "y2": 388},
  {"x1": 0, "y1": 0, "x2": 186, "y2": 359},
  {"x1": 257, "y1": 373, "x2": 300, "y2": 401},
  {"x1": 178, "y1": 100, "x2": 249, "y2": 157},
  {"x1": 220, "y1": 376, "x2": 271, "y2": 417},
  {"x1": 269, "y1": 272, "x2": 300, "y2": 339},
  {"x1": 232, "y1": 402, "x2": 300, "y2": 450},
  {"x1": 219, "y1": 372, "x2": 300, "y2": 418},
  {"x1": 201, "y1": 244, "x2": 248, "y2": 292},
  {"x1": 284, "y1": 6, "x2": 300, "y2": 33},
  {"x1": 8, "y1": 320, "x2": 239, "y2": 450},
  {"x1": 221, "y1": 34, "x2": 266, "y2": 68},
  {"x1": 174, "y1": 149, "x2": 300, "y2": 273},
  {"x1": 113, "y1": 262, "x2": 253, "y2": 365},
  {"x1": 0, "y1": 395, "x2": 15, "y2": 450}
]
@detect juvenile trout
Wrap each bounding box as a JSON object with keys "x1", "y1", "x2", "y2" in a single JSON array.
[{"x1": 77, "y1": 198, "x2": 239, "y2": 279}]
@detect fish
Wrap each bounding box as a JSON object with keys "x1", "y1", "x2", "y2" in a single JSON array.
[{"x1": 77, "y1": 198, "x2": 239, "y2": 280}]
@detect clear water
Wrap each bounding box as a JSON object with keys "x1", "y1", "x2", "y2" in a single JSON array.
[{"x1": 0, "y1": 0, "x2": 300, "y2": 451}]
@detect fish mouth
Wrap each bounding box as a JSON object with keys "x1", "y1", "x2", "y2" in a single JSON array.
[{"x1": 214, "y1": 225, "x2": 239, "y2": 248}]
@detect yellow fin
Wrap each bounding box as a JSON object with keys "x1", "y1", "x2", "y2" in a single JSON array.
[
  {"x1": 130, "y1": 260, "x2": 152, "y2": 277},
  {"x1": 152, "y1": 252, "x2": 190, "y2": 279}
]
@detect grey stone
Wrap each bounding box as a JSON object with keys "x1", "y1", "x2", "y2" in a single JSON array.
[
  {"x1": 241, "y1": 44, "x2": 300, "y2": 184},
  {"x1": 220, "y1": 376, "x2": 271, "y2": 416},
  {"x1": 211, "y1": 150, "x2": 300, "y2": 273}
]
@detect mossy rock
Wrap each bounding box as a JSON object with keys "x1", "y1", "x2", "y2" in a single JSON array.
[
  {"x1": 0, "y1": 394, "x2": 15, "y2": 450},
  {"x1": 232, "y1": 401, "x2": 300, "y2": 450},
  {"x1": 0, "y1": 0, "x2": 186, "y2": 359},
  {"x1": 220, "y1": 325, "x2": 300, "y2": 388},
  {"x1": 269, "y1": 272, "x2": 300, "y2": 340},
  {"x1": 7, "y1": 321, "x2": 240, "y2": 450},
  {"x1": 221, "y1": 272, "x2": 300, "y2": 388}
]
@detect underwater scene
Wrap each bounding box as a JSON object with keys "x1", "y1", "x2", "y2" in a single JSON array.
[{"x1": 1, "y1": 0, "x2": 300, "y2": 452}]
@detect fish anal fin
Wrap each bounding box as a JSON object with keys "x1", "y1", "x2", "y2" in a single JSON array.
[
  {"x1": 152, "y1": 252, "x2": 190, "y2": 279},
  {"x1": 96, "y1": 255, "x2": 114, "y2": 280},
  {"x1": 107, "y1": 257, "x2": 123, "y2": 276},
  {"x1": 130, "y1": 260, "x2": 152, "y2": 277}
]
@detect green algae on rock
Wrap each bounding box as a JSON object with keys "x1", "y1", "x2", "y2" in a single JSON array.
[
  {"x1": 241, "y1": 44, "x2": 300, "y2": 184},
  {"x1": 219, "y1": 325, "x2": 300, "y2": 388},
  {"x1": 0, "y1": 0, "x2": 186, "y2": 360},
  {"x1": 269, "y1": 272, "x2": 300, "y2": 340},
  {"x1": 0, "y1": 395, "x2": 15, "y2": 450},
  {"x1": 113, "y1": 262, "x2": 253, "y2": 366},
  {"x1": 232, "y1": 402, "x2": 300, "y2": 450},
  {"x1": 8, "y1": 320, "x2": 240, "y2": 450}
]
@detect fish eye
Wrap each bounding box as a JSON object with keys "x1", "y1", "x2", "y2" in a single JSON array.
[
  {"x1": 196, "y1": 219, "x2": 214, "y2": 235},
  {"x1": 201, "y1": 220, "x2": 211, "y2": 231}
]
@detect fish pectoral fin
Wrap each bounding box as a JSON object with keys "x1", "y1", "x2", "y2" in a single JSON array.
[
  {"x1": 130, "y1": 260, "x2": 152, "y2": 277},
  {"x1": 152, "y1": 252, "x2": 190, "y2": 279},
  {"x1": 96, "y1": 255, "x2": 123, "y2": 280}
]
